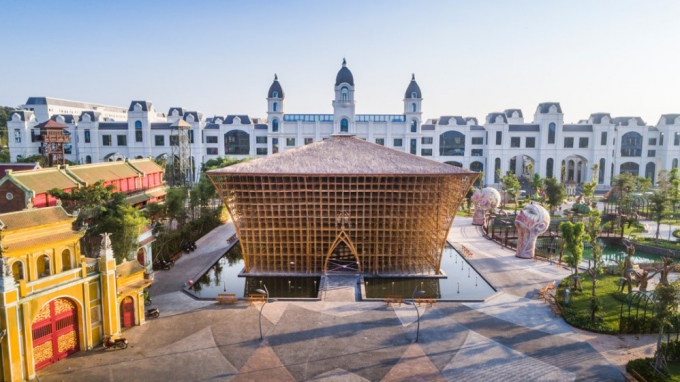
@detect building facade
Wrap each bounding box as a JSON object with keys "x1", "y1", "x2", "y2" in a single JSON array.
[{"x1": 8, "y1": 61, "x2": 680, "y2": 188}]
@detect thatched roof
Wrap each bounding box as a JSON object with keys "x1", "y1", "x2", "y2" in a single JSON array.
[{"x1": 208, "y1": 135, "x2": 476, "y2": 175}]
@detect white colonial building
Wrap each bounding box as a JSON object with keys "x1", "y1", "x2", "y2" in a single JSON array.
[{"x1": 8, "y1": 60, "x2": 680, "y2": 188}]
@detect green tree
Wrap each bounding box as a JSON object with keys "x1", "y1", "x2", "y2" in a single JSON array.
[
  {"x1": 668, "y1": 168, "x2": 680, "y2": 217},
  {"x1": 531, "y1": 173, "x2": 543, "y2": 200},
  {"x1": 543, "y1": 177, "x2": 567, "y2": 215},
  {"x1": 586, "y1": 209, "x2": 603, "y2": 321},
  {"x1": 47, "y1": 181, "x2": 117, "y2": 214},
  {"x1": 165, "y1": 186, "x2": 188, "y2": 227},
  {"x1": 201, "y1": 156, "x2": 246, "y2": 172},
  {"x1": 649, "y1": 190, "x2": 670, "y2": 239},
  {"x1": 653, "y1": 281, "x2": 680, "y2": 371},
  {"x1": 560, "y1": 221, "x2": 587, "y2": 290},
  {"x1": 612, "y1": 173, "x2": 637, "y2": 226},
  {"x1": 636, "y1": 176, "x2": 652, "y2": 193},
  {"x1": 98, "y1": 201, "x2": 149, "y2": 263},
  {"x1": 501, "y1": 171, "x2": 520, "y2": 211},
  {"x1": 581, "y1": 164, "x2": 599, "y2": 204}
]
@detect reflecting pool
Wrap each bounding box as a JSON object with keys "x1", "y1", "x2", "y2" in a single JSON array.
[{"x1": 365, "y1": 245, "x2": 496, "y2": 300}]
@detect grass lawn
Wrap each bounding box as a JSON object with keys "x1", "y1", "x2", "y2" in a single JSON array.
[
  {"x1": 556, "y1": 272, "x2": 650, "y2": 334},
  {"x1": 670, "y1": 363, "x2": 680, "y2": 382},
  {"x1": 633, "y1": 237, "x2": 680, "y2": 251}
]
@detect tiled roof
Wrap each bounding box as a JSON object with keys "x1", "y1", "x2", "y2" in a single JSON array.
[
  {"x1": 0, "y1": 163, "x2": 40, "y2": 174},
  {"x1": 508, "y1": 125, "x2": 539, "y2": 132},
  {"x1": 225, "y1": 115, "x2": 252, "y2": 124},
  {"x1": 127, "y1": 159, "x2": 163, "y2": 175},
  {"x1": 537, "y1": 102, "x2": 562, "y2": 114},
  {"x1": 129, "y1": 101, "x2": 153, "y2": 112},
  {"x1": 67, "y1": 162, "x2": 139, "y2": 184},
  {"x1": 590, "y1": 113, "x2": 611, "y2": 124},
  {"x1": 146, "y1": 187, "x2": 167, "y2": 198},
  {"x1": 0, "y1": 206, "x2": 73, "y2": 231},
  {"x1": 613, "y1": 117, "x2": 645, "y2": 126},
  {"x1": 12, "y1": 167, "x2": 81, "y2": 194},
  {"x1": 98, "y1": 122, "x2": 128, "y2": 130},
  {"x1": 438, "y1": 116, "x2": 466, "y2": 126},
  {"x1": 116, "y1": 260, "x2": 146, "y2": 278},
  {"x1": 563, "y1": 125, "x2": 593, "y2": 132},
  {"x1": 6, "y1": 231, "x2": 83, "y2": 252},
  {"x1": 486, "y1": 113, "x2": 507, "y2": 124},
  {"x1": 504, "y1": 109, "x2": 523, "y2": 118},
  {"x1": 126, "y1": 193, "x2": 151, "y2": 205}
]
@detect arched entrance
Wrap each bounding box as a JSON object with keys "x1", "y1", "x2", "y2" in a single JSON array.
[
  {"x1": 120, "y1": 296, "x2": 135, "y2": 328},
  {"x1": 324, "y1": 231, "x2": 360, "y2": 274},
  {"x1": 564, "y1": 155, "x2": 588, "y2": 183},
  {"x1": 508, "y1": 155, "x2": 535, "y2": 176},
  {"x1": 32, "y1": 298, "x2": 79, "y2": 371},
  {"x1": 137, "y1": 247, "x2": 146, "y2": 266}
]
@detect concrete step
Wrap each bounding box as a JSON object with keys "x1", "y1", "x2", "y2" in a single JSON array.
[{"x1": 321, "y1": 275, "x2": 359, "y2": 302}]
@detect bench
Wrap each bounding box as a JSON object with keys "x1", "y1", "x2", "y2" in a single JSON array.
[
  {"x1": 216, "y1": 293, "x2": 237, "y2": 304},
  {"x1": 415, "y1": 296, "x2": 437, "y2": 307},
  {"x1": 384, "y1": 295, "x2": 404, "y2": 307},
  {"x1": 246, "y1": 293, "x2": 267, "y2": 305},
  {"x1": 538, "y1": 281, "x2": 555, "y2": 301},
  {"x1": 227, "y1": 234, "x2": 238, "y2": 244}
]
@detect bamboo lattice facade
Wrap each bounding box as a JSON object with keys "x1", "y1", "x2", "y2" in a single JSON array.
[{"x1": 207, "y1": 136, "x2": 477, "y2": 275}]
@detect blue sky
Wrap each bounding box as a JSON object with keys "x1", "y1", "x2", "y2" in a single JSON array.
[{"x1": 1, "y1": 0, "x2": 678, "y2": 124}]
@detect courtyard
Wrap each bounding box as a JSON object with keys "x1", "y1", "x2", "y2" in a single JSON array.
[{"x1": 35, "y1": 217, "x2": 643, "y2": 382}]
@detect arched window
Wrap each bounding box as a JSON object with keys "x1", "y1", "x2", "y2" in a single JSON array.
[
  {"x1": 494, "y1": 158, "x2": 501, "y2": 182},
  {"x1": 341, "y1": 86, "x2": 349, "y2": 101},
  {"x1": 599, "y1": 158, "x2": 605, "y2": 184},
  {"x1": 86, "y1": 155, "x2": 92, "y2": 164},
  {"x1": 37, "y1": 255, "x2": 51, "y2": 279},
  {"x1": 410, "y1": 120, "x2": 418, "y2": 133},
  {"x1": 412, "y1": 103, "x2": 417, "y2": 113},
  {"x1": 674, "y1": 159, "x2": 679, "y2": 169},
  {"x1": 546, "y1": 158, "x2": 554, "y2": 178},
  {"x1": 61, "y1": 249, "x2": 72, "y2": 272},
  {"x1": 620, "y1": 162, "x2": 640, "y2": 176},
  {"x1": 272, "y1": 91, "x2": 278, "y2": 98},
  {"x1": 224, "y1": 130, "x2": 250, "y2": 155},
  {"x1": 411, "y1": 92, "x2": 417, "y2": 99},
  {"x1": 135, "y1": 120, "x2": 142, "y2": 129},
  {"x1": 340, "y1": 118, "x2": 349, "y2": 133},
  {"x1": 272, "y1": 102, "x2": 277, "y2": 112},
  {"x1": 12, "y1": 261, "x2": 24, "y2": 281},
  {"x1": 621, "y1": 132, "x2": 643, "y2": 157},
  {"x1": 548, "y1": 123, "x2": 556, "y2": 144},
  {"x1": 439, "y1": 131, "x2": 465, "y2": 156},
  {"x1": 471, "y1": 161, "x2": 483, "y2": 186},
  {"x1": 646, "y1": 162, "x2": 656, "y2": 185},
  {"x1": 272, "y1": 119, "x2": 279, "y2": 132}
]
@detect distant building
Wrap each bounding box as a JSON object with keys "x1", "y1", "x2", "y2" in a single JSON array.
[{"x1": 8, "y1": 61, "x2": 680, "y2": 188}]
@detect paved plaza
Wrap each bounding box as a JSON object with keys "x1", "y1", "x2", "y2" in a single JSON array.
[{"x1": 36, "y1": 217, "x2": 654, "y2": 382}]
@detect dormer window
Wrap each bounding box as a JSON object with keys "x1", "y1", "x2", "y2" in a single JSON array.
[
  {"x1": 135, "y1": 120, "x2": 142, "y2": 129},
  {"x1": 134, "y1": 103, "x2": 143, "y2": 111},
  {"x1": 341, "y1": 87, "x2": 349, "y2": 101},
  {"x1": 411, "y1": 92, "x2": 417, "y2": 99},
  {"x1": 272, "y1": 91, "x2": 278, "y2": 98}
]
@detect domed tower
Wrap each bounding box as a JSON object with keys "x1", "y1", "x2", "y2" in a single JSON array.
[
  {"x1": 267, "y1": 74, "x2": 284, "y2": 133},
  {"x1": 404, "y1": 74, "x2": 422, "y2": 133},
  {"x1": 333, "y1": 58, "x2": 356, "y2": 134}
]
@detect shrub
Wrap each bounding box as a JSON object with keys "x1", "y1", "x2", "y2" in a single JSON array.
[{"x1": 626, "y1": 358, "x2": 668, "y2": 382}]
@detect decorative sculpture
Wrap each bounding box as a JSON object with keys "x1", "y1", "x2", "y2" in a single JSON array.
[
  {"x1": 471, "y1": 187, "x2": 501, "y2": 226},
  {"x1": 99, "y1": 232, "x2": 114, "y2": 259},
  {"x1": 514, "y1": 204, "x2": 550, "y2": 259},
  {"x1": 0, "y1": 257, "x2": 10, "y2": 277},
  {"x1": 656, "y1": 255, "x2": 674, "y2": 286},
  {"x1": 633, "y1": 268, "x2": 658, "y2": 292},
  {"x1": 619, "y1": 239, "x2": 636, "y2": 293}
]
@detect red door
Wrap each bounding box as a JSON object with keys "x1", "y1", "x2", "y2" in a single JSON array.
[
  {"x1": 32, "y1": 299, "x2": 79, "y2": 371},
  {"x1": 121, "y1": 296, "x2": 135, "y2": 328}
]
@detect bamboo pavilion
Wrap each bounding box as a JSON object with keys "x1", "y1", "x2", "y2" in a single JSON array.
[{"x1": 207, "y1": 135, "x2": 477, "y2": 275}]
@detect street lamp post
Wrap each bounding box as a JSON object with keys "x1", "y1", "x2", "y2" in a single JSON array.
[
  {"x1": 404, "y1": 286, "x2": 426, "y2": 342},
  {"x1": 254, "y1": 285, "x2": 273, "y2": 341}
]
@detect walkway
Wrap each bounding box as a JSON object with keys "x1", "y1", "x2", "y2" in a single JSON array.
[{"x1": 37, "y1": 217, "x2": 631, "y2": 381}]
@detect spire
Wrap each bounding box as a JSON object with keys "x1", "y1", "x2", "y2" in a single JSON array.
[
  {"x1": 342, "y1": 58, "x2": 347, "y2": 66},
  {"x1": 268, "y1": 74, "x2": 284, "y2": 98},
  {"x1": 411, "y1": 73, "x2": 415, "y2": 81},
  {"x1": 274, "y1": 73, "x2": 278, "y2": 81}
]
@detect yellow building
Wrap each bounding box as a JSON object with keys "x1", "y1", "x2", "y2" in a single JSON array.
[{"x1": 0, "y1": 206, "x2": 150, "y2": 381}]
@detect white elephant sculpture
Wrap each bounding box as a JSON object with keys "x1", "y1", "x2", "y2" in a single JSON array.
[
  {"x1": 471, "y1": 187, "x2": 501, "y2": 225},
  {"x1": 514, "y1": 204, "x2": 550, "y2": 259}
]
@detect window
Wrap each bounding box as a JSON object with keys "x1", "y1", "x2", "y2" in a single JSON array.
[
  {"x1": 135, "y1": 130, "x2": 143, "y2": 142},
  {"x1": 170, "y1": 136, "x2": 179, "y2": 146},
  {"x1": 84, "y1": 129, "x2": 91, "y2": 143},
  {"x1": 85, "y1": 155, "x2": 92, "y2": 164},
  {"x1": 64, "y1": 144, "x2": 72, "y2": 154},
  {"x1": 601, "y1": 131, "x2": 607, "y2": 145},
  {"x1": 422, "y1": 137, "x2": 433, "y2": 144},
  {"x1": 135, "y1": 120, "x2": 142, "y2": 129},
  {"x1": 471, "y1": 137, "x2": 483, "y2": 145},
  {"x1": 546, "y1": 158, "x2": 554, "y2": 178},
  {"x1": 621, "y1": 132, "x2": 642, "y2": 157},
  {"x1": 649, "y1": 138, "x2": 657, "y2": 145},
  {"x1": 340, "y1": 118, "x2": 349, "y2": 132},
  {"x1": 207, "y1": 136, "x2": 218, "y2": 144},
  {"x1": 286, "y1": 138, "x2": 296, "y2": 146},
  {"x1": 510, "y1": 137, "x2": 520, "y2": 148},
  {"x1": 412, "y1": 92, "x2": 417, "y2": 99},
  {"x1": 674, "y1": 159, "x2": 679, "y2": 169},
  {"x1": 272, "y1": 91, "x2": 278, "y2": 98},
  {"x1": 304, "y1": 138, "x2": 313, "y2": 145},
  {"x1": 660, "y1": 133, "x2": 665, "y2": 146},
  {"x1": 341, "y1": 86, "x2": 349, "y2": 101},
  {"x1": 273, "y1": 102, "x2": 277, "y2": 112},
  {"x1": 421, "y1": 148, "x2": 433, "y2": 156},
  {"x1": 496, "y1": 131, "x2": 502, "y2": 145},
  {"x1": 256, "y1": 136, "x2": 267, "y2": 144},
  {"x1": 410, "y1": 120, "x2": 418, "y2": 133},
  {"x1": 471, "y1": 149, "x2": 483, "y2": 156},
  {"x1": 579, "y1": 137, "x2": 589, "y2": 148},
  {"x1": 376, "y1": 138, "x2": 384, "y2": 146},
  {"x1": 189, "y1": 130, "x2": 194, "y2": 144},
  {"x1": 548, "y1": 123, "x2": 556, "y2": 144},
  {"x1": 207, "y1": 147, "x2": 218, "y2": 155},
  {"x1": 155, "y1": 135, "x2": 164, "y2": 146},
  {"x1": 256, "y1": 148, "x2": 268, "y2": 155},
  {"x1": 410, "y1": 139, "x2": 417, "y2": 154},
  {"x1": 648, "y1": 150, "x2": 656, "y2": 157},
  {"x1": 526, "y1": 137, "x2": 535, "y2": 148},
  {"x1": 117, "y1": 135, "x2": 127, "y2": 146},
  {"x1": 412, "y1": 103, "x2": 417, "y2": 112},
  {"x1": 564, "y1": 137, "x2": 574, "y2": 148},
  {"x1": 103, "y1": 135, "x2": 112, "y2": 146},
  {"x1": 393, "y1": 138, "x2": 403, "y2": 147},
  {"x1": 494, "y1": 158, "x2": 501, "y2": 182},
  {"x1": 440, "y1": 131, "x2": 465, "y2": 156},
  {"x1": 225, "y1": 130, "x2": 250, "y2": 154},
  {"x1": 272, "y1": 119, "x2": 279, "y2": 132},
  {"x1": 599, "y1": 158, "x2": 605, "y2": 184},
  {"x1": 272, "y1": 138, "x2": 279, "y2": 154},
  {"x1": 675, "y1": 132, "x2": 680, "y2": 146},
  {"x1": 14, "y1": 129, "x2": 20, "y2": 143}
]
